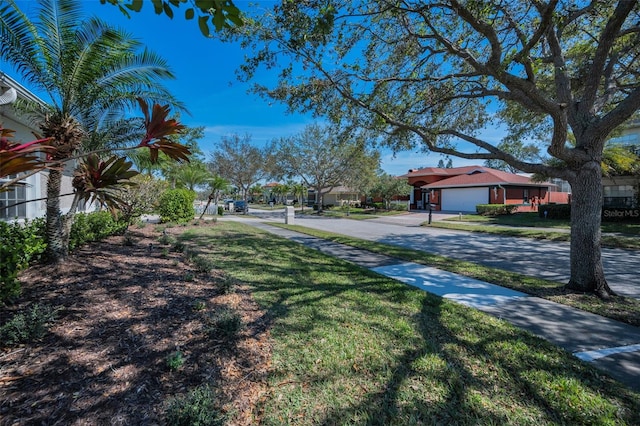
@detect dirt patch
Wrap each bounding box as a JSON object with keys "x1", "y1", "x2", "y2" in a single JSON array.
[{"x1": 0, "y1": 222, "x2": 271, "y2": 425}]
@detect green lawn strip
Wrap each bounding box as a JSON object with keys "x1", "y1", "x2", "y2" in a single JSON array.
[
  {"x1": 442, "y1": 213, "x2": 640, "y2": 245},
  {"x1": 272, "y1": 224, "x2": 640, "y2": 327},
  {"x1": 429, "y1": 221, "x2": 571, "y2": 240},
  {"x1": 445, "y1": 213, "x2": 572, "y2": 229},
  {"x1": 427, "y1": 221, "x2": 640, "y2": 250},
  {"x1": 296, "y1": 208, "x2": 409, "y2": 220},
  {"x1": 179, "y1": 222, "x2": 639, "y2": 425}
]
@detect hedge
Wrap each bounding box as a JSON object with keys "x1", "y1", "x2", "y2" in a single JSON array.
[
  {"x1": 538, "y1": 204, "x2": 571, "y2": 220},
  {"x1": 476, "y1": 204, "x2": 518, "y2": 216}
]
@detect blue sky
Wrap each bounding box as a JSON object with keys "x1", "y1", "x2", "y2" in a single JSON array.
[{"x1": 5, "y1": 0, "x2": 490, "y2": 176}]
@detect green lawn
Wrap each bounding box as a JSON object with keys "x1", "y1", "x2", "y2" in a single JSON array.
[
  {"x1": 443, "y1": 212, "x2": 640, "y2": 235},
  {"x1": 179, "y1": 222, "x2": 640, "y2": 425},
  {"x1": 430, "y1": 213, "x2": 640, "y2": 249},
  {"x1": 296, "y1": 207, "x2": 409, "y2": 220}
]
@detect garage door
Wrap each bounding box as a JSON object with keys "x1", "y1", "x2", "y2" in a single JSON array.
[{"x1": 441, "y1": 187, "x2": 488, "y2": 212}]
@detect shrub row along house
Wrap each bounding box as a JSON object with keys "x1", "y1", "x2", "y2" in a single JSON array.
[{"x1": 403, "y1": 165, "x2": 570, "y2": 212}]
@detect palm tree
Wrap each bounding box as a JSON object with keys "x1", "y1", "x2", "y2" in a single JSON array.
[
  {"x1": 170, "y1": 161, "x2": 211, "y2": 191},
  {"x1": 291, "y1": 182, "x2": 306, "y2": 211},
  {"x1": 1, "y1": 0, "x2": 180, "y2": 262},
  {"x1": 199, "y1": 174, "x2": 230, "y2": 220}
]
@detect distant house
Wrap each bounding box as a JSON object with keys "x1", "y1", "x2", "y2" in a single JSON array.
[
  {"x1": 603, "y1": 119, "x2": 640, "y2": 208},
  {"x1": 402, "y1": 165, "x2": 568, "y2": 212},
  {"x1": 307, "y1": 185, "x2": 360, "y2": 207},
  {"x1": 0, "y1": 71, "x2": 94, "y2": 221}
]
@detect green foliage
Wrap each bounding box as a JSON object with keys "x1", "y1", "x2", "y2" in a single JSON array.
[
  {"x1": 205, "y1": 306, "x2": 243, "y2": 340},
  {"x1": 369, "y1": 172, "x2": 412, "y2": 209},
  {"x1": 69, "y1": 211, "x2": 129, "y2": 250},
  {"x1": 192, "y1": 299, "x2": 206, "y2": 311},
  {"x1": 0, "y1": 218, "x2": 46, "y2": 304},
  {"x1": 476, "y1": 204, "x2": 519, "y2": 216},
  {"x1": 218, "y1": 275, "x2": 236, "y2": 295},
  {"x1": 118, "y1": 175, "x2": 168, "y2": 224},
  {"x1": 217, "y1": 205, "x2": 224, "y2": 216},
  {"x1": 164, "y1": 384, "x2": 226, "y2": 426},
  {"x1": 0, "y1": 304, "x2": 56, "y2": 347},
  {"x1": 271, "y1": 124, "x2": 380, "y2": 213},
  {"x1": 157, "y1": 188, "x2": 196, "y2": 223},
  {"x1": 209, "y1": 134, "x2": 270, "y2": 204},
  {"x1": 191, "y1": 255, "x2": 215, "y2": 274},
  {"x1": 73, "y1": 154, "x2": 139, "y2": 213},
  {"x1": 539, "y1": 204, "x2": 571, "y2": 220},
  {"x1": 166, "y1": 350, "x2": 185, "y2": 371},
  {"x1": 602, "y1": 144, "x2": 640, "y2": 176},
  {"x1": 158, "y1": 232, "x2": 176, "y2": 245}
]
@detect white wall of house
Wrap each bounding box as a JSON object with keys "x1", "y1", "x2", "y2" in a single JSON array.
[{"x1": 1, "y1": 74, "x2": 96, "y2": 221}]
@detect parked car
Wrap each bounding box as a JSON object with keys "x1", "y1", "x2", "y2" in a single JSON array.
[
  {"x1": 234, "y1": 200, "x2": 247, "y2": 212},
  {"x1": 223, "y1": 199, "x2": 234, "y2": 210}
]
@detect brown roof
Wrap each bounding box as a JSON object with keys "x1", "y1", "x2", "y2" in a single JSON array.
[
  {"x1": 400, "y1": 165, "x2": 487, "y2": 178},
  {"x1": 422, "y1": 168, "x2": 551, "y2": 189}
]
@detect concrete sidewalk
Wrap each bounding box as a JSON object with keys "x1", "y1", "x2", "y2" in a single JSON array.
[{"x1": 230, "y1": 216, "x2": 640, "y2": 392}]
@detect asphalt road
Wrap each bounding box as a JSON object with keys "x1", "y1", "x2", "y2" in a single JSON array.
[{"x1": 240, "y1": 209, "x2": 640, "y2": 299}]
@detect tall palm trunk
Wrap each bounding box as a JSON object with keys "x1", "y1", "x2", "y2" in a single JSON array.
[
  {"x1": 45, "y1": 169, "x2": 67, "y2": 262},
  {"x1": 42, "y1": 114, "x2": 85, "y2": 263}
]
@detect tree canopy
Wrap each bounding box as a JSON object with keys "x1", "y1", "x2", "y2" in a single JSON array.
[
  {"x1": 209, "y1": 133, "x2": 270, "y2": 208},
  {"x1": 231, "y1": 1, "x2": 640, "y2": 297},
  {"x1": 272, "y1": 123, "x2": 380, "y2": 212},
  {"x1": 101, "y1": 0, "x2": 243, "y2": 36}
]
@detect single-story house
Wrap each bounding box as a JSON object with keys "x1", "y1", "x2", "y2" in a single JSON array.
[
  {"x1": 402, "y1": 165, "x2": 569, "y2": 212},
  {"x1": 1, "y1": 71, "x2": 95, "y2": 221},
  {"x1": 308, "y1": 185, "x2": 360, "y2": 207}
]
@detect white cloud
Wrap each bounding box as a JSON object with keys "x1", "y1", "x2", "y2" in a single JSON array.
[{"x1": 200, "y1": 122, "x2": 313, "y2": 151}]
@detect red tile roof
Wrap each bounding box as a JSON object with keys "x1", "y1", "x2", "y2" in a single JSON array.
[
  {"x1": 423, "y1": 168, "x2": 551, "y2": 189},
  {"x1": 400, "y1": 165, "x2": 489, "y2": 178}
]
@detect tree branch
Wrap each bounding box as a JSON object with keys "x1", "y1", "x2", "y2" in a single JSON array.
[{"x1": 583, "y1": 0, "x2": 636, "y2": 109}]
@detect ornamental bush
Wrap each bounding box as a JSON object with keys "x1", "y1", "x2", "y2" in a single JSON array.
[
  {"x1": 68, "y1": 211, "x2": 128, "y2": 250},
  {"x1": 476, "y1": 204, "x2": 518, "y2": 216},
  {"x1": 0, "y1": 218, "x2": 46, "y2": 304},
  {"x1": 157, "y1": 189, "x2": 196, "y2": 223}
]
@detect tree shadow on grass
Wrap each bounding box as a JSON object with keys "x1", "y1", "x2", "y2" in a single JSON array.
[{"x1": 183, "y1": 223, "x2": 640, "y2": 425}]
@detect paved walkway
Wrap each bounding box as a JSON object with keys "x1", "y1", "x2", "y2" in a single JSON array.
[{"x1": 222, "y1": 210, "x2": 640, "y2": 392}]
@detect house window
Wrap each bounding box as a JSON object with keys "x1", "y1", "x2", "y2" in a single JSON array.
[
  {"x1": 0, "y1": 175, "x2": 27, "y2": 220},
  {"x1": 523, "y1": 188, "x2": 529, "y2": 203},
  {"x1": 603, "y1": 185, "x2": 636, "y2": 207}
]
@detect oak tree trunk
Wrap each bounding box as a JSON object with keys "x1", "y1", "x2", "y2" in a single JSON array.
[{"x1": 566, "y1": 161, "x2": 615, "y2": 298}]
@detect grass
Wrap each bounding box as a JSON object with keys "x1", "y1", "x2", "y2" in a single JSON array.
[
  {"x1": 430, "y1": 213, "x2": 640, "y2": 249},
  {"x1": 296, "y1": 207, "x2": 410, "y2": 220},
  {"x1": 272, "y1": 224, "x2": 640, "y2": 327},
  {"x1": 179, "y1": 222, "x2": 640, "y2": 425}
]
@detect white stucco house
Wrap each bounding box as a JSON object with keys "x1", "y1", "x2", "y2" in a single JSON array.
[{"x1": 1, "y1": 71, "x2": 95, "y2": 221}]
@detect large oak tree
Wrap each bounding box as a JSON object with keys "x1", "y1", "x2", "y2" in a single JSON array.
[
  {"x1": 232, "y1": 0, "x2": 640, "y2": 298},
  {"x1": 209, "y1": 133, "x2": 270, "y2": 212}
]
